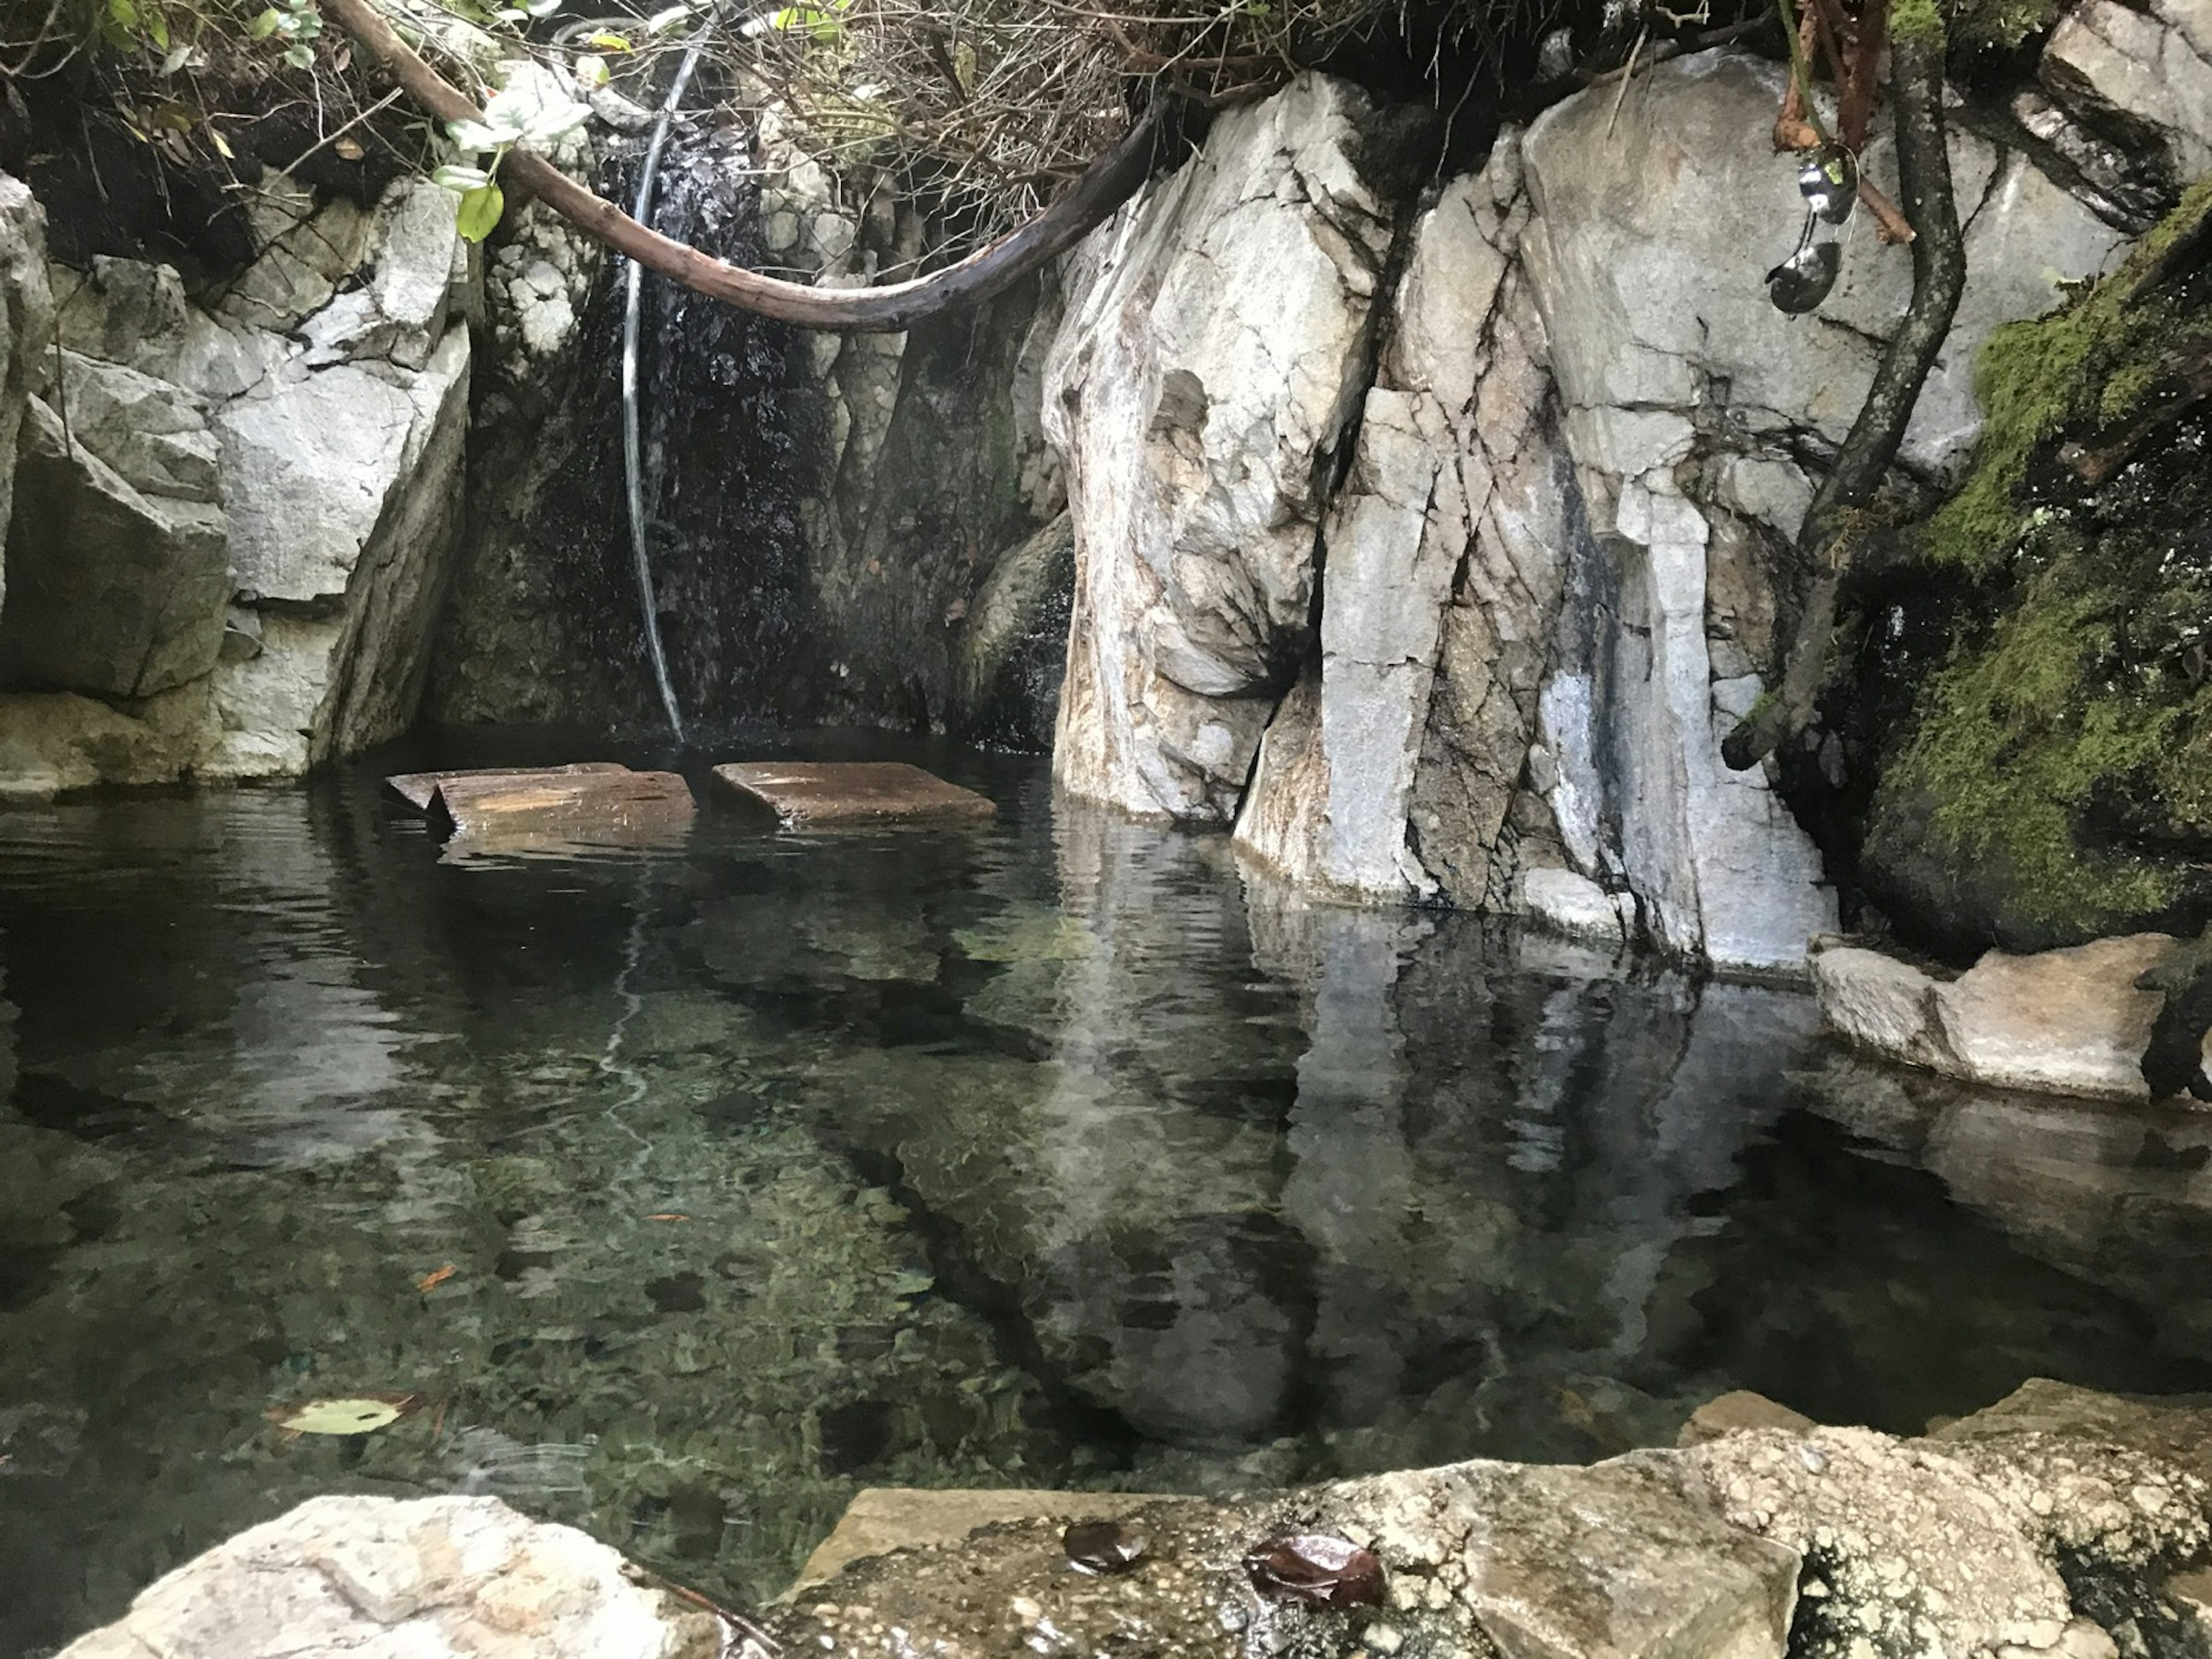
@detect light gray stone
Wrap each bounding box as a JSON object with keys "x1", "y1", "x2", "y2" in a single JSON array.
[
  {"x1": 52, "y1": 351, "x2": 222, "y2": 503},
  {"x1": 0, "y1": 397, "x2": 229, "y2": 699},
  {"x1": 1521, "y1": 51, "x2": 2123, "y2": 486},
  {"x1": 54, "y1": 1494, "x2": 718, "y2": 1659},
  {"x1": 1236, "y1": 145, "x2": 1570, "y2": 903},
  {"x1": 218, "y1": 191, "x2": 371, "y2": 332},
  {"x1": 1522, "y1": 866, "x2": 1628, "y2": 944},
  {"x1": 215, "y1": 362, "x2": 429, "y2": 606},
  {"x1": 365, "y1": 179, "x2": 465, "y2": 369},
  {"x1": 2043, "y1": 0, "x2": 2212, "y2": 186},
  {"x1": 0, "y1": 173, "x2": 54, "y2": 632},
  {"x1": 1046, "y1": 73, "x2": 1399, "y2": 822},
  {"x1": 0, "y1": 684, "x2": 206, "y2": 800},
  {"x1": 1811, "y1": 944, "x2": 1948, "y2": 1067},
  {"x1": 1934, "y1": 933, "x2": 2176, "y2": 1100},
  {"x1": 1813, "y1": 933, "x2": 2182, "y2": 1100},
  {"x1": 52, "y1": 257, "x2": 289, "y2": 402},
  {"x1": 203, "y1": 325, "x2": 471, "y2": 778}
]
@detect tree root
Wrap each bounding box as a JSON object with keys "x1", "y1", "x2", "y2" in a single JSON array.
[{"x1": 321, "y1": 0, "x2": 1173, "y2": 331}]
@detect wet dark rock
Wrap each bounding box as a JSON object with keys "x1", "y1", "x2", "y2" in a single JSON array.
[
  {"x1": 817, "y1": 1400, "x2": 898, "y2": 1476},
  {"x1": 645, "y1": 1271, "x2": 707, "y2": 1315}
]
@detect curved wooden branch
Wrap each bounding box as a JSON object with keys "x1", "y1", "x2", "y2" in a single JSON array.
[
  {"x1": 1723, "y1": 18, "x2": 1967, "y2": 772},
  {"x1": 321, "y1": 0, "x2": 1171, "y2": 331}
]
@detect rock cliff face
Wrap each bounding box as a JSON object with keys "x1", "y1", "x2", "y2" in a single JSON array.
[
  {"x1": 1045, "y1": 51, "x2": 2136, "y2": 973},
  {"x1": 426, "y1": 101, "x2": 1073, "y2": 743},
  {"x1": 0, "y1": 172, "x2": 471, "y2": 795}
]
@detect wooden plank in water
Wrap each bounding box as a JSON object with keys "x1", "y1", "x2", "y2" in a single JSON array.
[
  {"x1": 711, "y1": 762, "x2": 995, "y2": 827},
  {"x1": 384, "y1": 762, "x2": 628, "y2": 812},
  {"x1": 430, "y1": 768, "x2": 696, "y2": 854}
]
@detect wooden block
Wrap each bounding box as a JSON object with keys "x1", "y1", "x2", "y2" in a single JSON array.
[
  {"x1": 430, "y1": 768, "x2": 695, "y2": 855},
  {"x1": 711, "y1": 762, "x2": 995, "y2": 827},
  {"x1": 385, "y1": 762, "x2": 628, "y2": 812}
]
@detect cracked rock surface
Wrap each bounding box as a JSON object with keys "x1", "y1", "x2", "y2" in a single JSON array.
[
  {"x1": 54, "y1": 1495, "x2": 720, "y2": 1659},
  {"x1": 767, "y1": 1383, "x2": 2212, "y2": 1659},
  {"x1": 0, "y1": 171, "x2": 472, "y2": 796},
  {"x1": 46, "y1": 1387, "x2": 2212, "y2": 1659}
]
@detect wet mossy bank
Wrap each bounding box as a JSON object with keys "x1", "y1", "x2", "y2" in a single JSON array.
[{"x1": 1803, "y1": 181, "x2": 2212, "y2": 959}]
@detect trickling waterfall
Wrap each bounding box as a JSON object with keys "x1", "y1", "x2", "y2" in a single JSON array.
[
  {"x1": 619, "y1": 22, "x2": 717, "y2": 744},
  {"x1": 620, "y1": 120, "x2": 818, "y2": 729},
  {"x1": 472, "y1": 114, "x2": 819, "y2": 737}
]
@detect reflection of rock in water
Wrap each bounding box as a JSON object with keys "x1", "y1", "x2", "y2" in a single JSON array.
[
  {"x1": 1789, "y1": 1055, "x2": 2212, "y2": 1388},
  {"x1": 11, "y1": 759, "x2": 2212, "y2": 1650}
]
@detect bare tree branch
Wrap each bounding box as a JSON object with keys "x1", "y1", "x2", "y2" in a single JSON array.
[{"x1": 1722, "y1": 14, "x2": 1966, "y2": 772}]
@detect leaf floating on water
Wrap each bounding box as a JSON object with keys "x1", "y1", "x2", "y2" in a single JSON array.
[
  {"x1": 415, "y1": 1263, "x2": 458, "y2": 1291},
  {"x1": 1063, "y1": 1520, "x2": 1148, "y2": 1575},
  {"x1": 1243, "y1": 1533, "x2": 1385, "y2": 1608},
  {"x1": 268, "y1": 1393, "x2": 419, "y2": 1437}
]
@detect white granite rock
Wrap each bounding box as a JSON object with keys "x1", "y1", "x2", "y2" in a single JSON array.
[
  {"x1": 0, "y1": 173, "x2": 53, "y2": 635},
  {"x1": 0, "y1": 397, "x2": 229, "y2": 699},
  {"x1": 55, "y1": 1495, "x2": 718, "y2": 1659},
  {"x1": 1, "y1": 171, "x2": 472, "y2": 791},
  {"x1": 1047, "y1": 73, "x2": 1398, "y2": 822}
]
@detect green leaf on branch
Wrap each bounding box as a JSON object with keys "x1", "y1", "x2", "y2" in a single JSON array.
[
  {"x1": 456, "y1": 181, "x2": 505, "y2": 242},
  {"x1": 283, "y1": 40, "x2": 314, "y2": 65},
  {"x1": 248, "y1": 7, "x2": 281, "y2": 36}
]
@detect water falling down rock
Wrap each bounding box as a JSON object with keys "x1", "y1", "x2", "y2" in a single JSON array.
[{"x1": 711, "y1": 763, "x2": 995, "y2": 828}]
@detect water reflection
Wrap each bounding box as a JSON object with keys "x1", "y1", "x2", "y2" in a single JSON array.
[{"x1": 0, "y1": 740, "x2": 2209, "y2": 1656}]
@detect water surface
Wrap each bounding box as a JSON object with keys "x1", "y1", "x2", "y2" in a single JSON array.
[{"x1": 3, "y1": 729, "x2": 2210, "y2": 1656}]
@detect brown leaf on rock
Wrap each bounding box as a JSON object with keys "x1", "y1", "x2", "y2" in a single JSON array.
[{"x1": 1243, "y1": 1533, "x2": 1384, "y2": 1608}]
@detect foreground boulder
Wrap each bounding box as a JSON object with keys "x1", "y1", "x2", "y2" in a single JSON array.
[
  {"x1": 56, "y1": 1495, "x2": 719, "y2": 1659},
  {"x1": 55, "y1": 1383, "x2": 2212, "y2": 1659},
  {"x1": 774, "y1": 1380, "x2": 2212, "y2": 1659}
]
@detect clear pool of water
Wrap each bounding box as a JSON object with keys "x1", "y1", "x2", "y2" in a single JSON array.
[{"x1": 4, "y1": 728, "x2": 2211, "y2": 1656}]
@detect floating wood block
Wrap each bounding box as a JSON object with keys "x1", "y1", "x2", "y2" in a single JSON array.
[
  {"x1": 384, "y1": 762, "x2": 628, "y2": 812},
  {"x1": 429, "y1": 768, "x2": 696, "y2": 855},
  {"x1": 711, "y1": 762, "x2": 995, "y2": 827}
]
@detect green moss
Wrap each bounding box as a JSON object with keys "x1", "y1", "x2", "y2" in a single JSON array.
[
  {"x1": 1922, "y1": 179, "x2": 2212, "y2": 575},
  {"x1": 1889, "y1": 0, "x2": 1949, "y2": 46},
  {"x1": 1946, "y1": 0, "x2": 2059, "y2": 51},
  {"x1": 1888, "y1": 541, "x2": 2205, "y2": 930}
]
